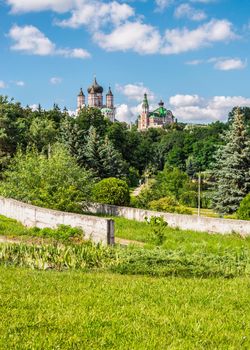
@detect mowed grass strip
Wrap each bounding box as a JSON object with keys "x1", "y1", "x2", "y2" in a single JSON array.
[
  {"x1": 114, "y1": 217, "x2": 250, "y2": 253},
  {"x1": 0, "y1": 266, "x2": 250, "y2": 350}
]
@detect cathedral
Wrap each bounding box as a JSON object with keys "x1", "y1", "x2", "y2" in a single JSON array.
[
  {"x1": 138, "y1": 93, "x2": 175, "y2": 131},
  {"x1": 77, "y1": 77, "x2": 116, "y2": 122}
]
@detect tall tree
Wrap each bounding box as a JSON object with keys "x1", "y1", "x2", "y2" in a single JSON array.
[
  {"x1": 84, "y1": 126, "x2": 102, "y2": 175},
  {"x1": 99, "y1": 136, "x2": 127, "y2": 178},
  {"x1": 0, "y1": 144, "x2": 94, "y2": 212},
  {"x1": 212, "y1": 108, "x2": 250, "y2": 214}
]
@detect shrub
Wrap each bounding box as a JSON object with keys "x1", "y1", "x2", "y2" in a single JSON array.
[
  {"x1": 237, "y1": 193, "x2": 250, "y2": 220},
  {"x1": 149, "y1": 197, "x2": 192, "y2": 215},
  {"x1": 145, "y1": 216, "x2": 168, "y2": 245},
  {"x1": 92, "y1": 177, "x2": 130, "y2": 206},
  {"x1": 180, "y1": 191, "x2": 198, "y2": 208},
  {"x1": 0, "y1": 144, "x2": 94, "y2": 213},
  {"x1": 29, "y1": 225, "x2": 84, "y2": 242},
  {"x1": 127, "y1": 166, "x2": 140, "y2": 187}
]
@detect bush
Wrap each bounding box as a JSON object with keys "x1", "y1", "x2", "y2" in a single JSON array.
[
  {"x1": 180, "y1": 191, "x2": 198, "y2": 208},
  {"x1": 29, "y1": 225, "x2": 84, "y2": 242},
  {"x1": 127, "y1": 167, "x2": 140, "y2": 187},
  {"x1": 237, "y1": 193, "x2": 250, "y2": 220},
  {"x1": 145, "y1": 216, "x2": 168, "y2": 245},
  {"x1": 0, "y1": 144, "x2": 94, "y2": 213},
  {"x1": 149, "y1": 197, "x2": 192, "y2": 215},
  {"x1": 92, "y1": 177, "x2": 130, "y2": 206}
]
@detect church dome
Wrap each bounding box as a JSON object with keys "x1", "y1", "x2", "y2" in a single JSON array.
[{"x1": 87, "y1": 77, "x2": 103, "y2": 94}]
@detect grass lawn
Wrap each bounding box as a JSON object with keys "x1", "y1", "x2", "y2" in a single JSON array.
[
  {"x1": 114, "y1": 216, "x2": 250, "y2": 252},
  {"x1": 0, "y1": 266, "x2": 250, "y2": 350},
  {"x1": 189, "y1": 208, "x2": 220, "y2": 218}
]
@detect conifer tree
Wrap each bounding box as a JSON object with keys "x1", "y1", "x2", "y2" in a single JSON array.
[
  {"x1": 60, "y1": 118, "x2": 86, "y2": 166},
  {"x1": 212, "y1": 108, "x2": 250, "y2": 214},
  {"x1": 99, "y1": 136, "x2": 127, "y2": 178},
  {"x1": 84, "y1": 126, "x2": 102, "y2": 175}
]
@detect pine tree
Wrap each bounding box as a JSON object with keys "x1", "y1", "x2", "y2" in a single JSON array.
[
  {"x1": 99, "y1": 136, "x2": 127, "y2": 178},
  {"x1": 212, "y1": 108, "x2": 250, "y2": 214},
  {"x1": 60, "y1": 118, "x2": 86, "y2": 167},
  {"x1": 84, "y1": 126, "x2": 102, "y2": 176}
]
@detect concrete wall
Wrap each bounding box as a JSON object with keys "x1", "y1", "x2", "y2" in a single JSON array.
[
  {"x1": 0, "y1": 197, "x2": 115, "y2": 245},
  {"x1": 88, "y1": 203, "x2": 250, "y2": 236}
]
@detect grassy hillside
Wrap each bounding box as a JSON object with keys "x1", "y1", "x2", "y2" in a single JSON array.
[{"x1": 0, "y1": 267, "x2": 250, "y2": 350}]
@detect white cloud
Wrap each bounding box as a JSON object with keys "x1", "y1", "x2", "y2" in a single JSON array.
[
  {"x1": 94, "y1": 22, "x2": 161, "y2": 54},
  {"x1": 162, "y1": 19, "x2": 237, "y2": 54},
  {"x1": 6, "y1": 1, "x2": 237, "y2": 57},
  {"x1": 208, "y1": 96, "x2": 250, "y2": 109},
  {"x1": 116, "y1": 92, "x2": 250, "y2": 124},
  {"x1": 174, "y1": 3, "x2": 207, "y2": 21},
  {"x1": 15, "y1": 80, "x2": 25, "y2": 86},
  {"x1": 155, "y1": 0, "x2": 174, "y2": 11},
  {"x1": 57, "y1": 48, "x2": 91, "y2": 59},
  {"x1": 50, "y1": 77, "x2": 62, "y2": 85},
  {"x1": 214, "y1": 58, "x2": 247, "y2": 71},
  {"x1": 116, "y1": 104, "x2": 133, "y2": 123},
  {"x1": 94, "y1": 18, "x2": 236, "y2": 55},
  {"x1": 169, "y1": 94, "x2": 202, "y2": 107},
  {"x1": 28, "y1": 104, "x2": 39, "y2": 111},
  {"x1": 186, "y1": 57, "x2": 247, "y2": 70},
  {"x1": 116, "y1": 83, "x2": 156, "y2": 102},
  {"x1": 9, "y1": 25, "x2": 55, "y2": 55},
  {"x1": 186, "y1": 59, "x2": 204, "y2": 65},
  {"x1": 190, "y1": 0, "x2": 215, "y2": 3},
  {"x1": 56, "y1": 1, "x2": 134, "y2": 30},
  {"x1": 6, "y1": 0, "x2": 75, "y2": 13},
  {"x1": 0, "y1": 80, "x2": 7, "y2": 88},
  {"x1": 8, "y1": 25, "x2": 91, "y2": 58},
  {"x1": 169, "y1": 94, "x2": 250, "y2": 123}
]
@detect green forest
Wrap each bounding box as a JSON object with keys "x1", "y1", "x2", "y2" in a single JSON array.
[{"x1": 0, "y1": 95, "x2": 249, "y2": 219}]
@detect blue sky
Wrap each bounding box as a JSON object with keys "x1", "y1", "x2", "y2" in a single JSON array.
[{"x1": 0, "y1": 0, "x2": 250, "y2": 123}]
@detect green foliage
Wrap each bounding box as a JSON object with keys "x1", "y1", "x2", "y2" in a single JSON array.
[
  {"x1": 212, "y1": 108, "x2": 250, "y2": 214},
  {"x1": 180, "y1": 190, "x2": 198, "y2": 207},
  {"x1": 76, "y1": 107, "x2": 111, "y2": 136},
  {"x1": 92, "y1": 177, "x2": 130, "y2": 206},
  {"x1": 0, "y1": 144, "x2": 94, "y2": 212},
  {"x1": 0, "y1": 242, "x2": 249, "y2": 278},
  {"x1": 0, "y1": 95, "x2": 231, "y2": 183},
  {"x1": 237, "y1": 193, "x2": 250, "y2": 220},
  {"x1": 145, "y1": 215, "x2": 168, "y2": 245},
  {"x1": 29, "y1": 117, "x2": 57, "y2": 152},
  {"x1": 0, "y1": 96, "x2": 29, "y2": 170},
  {"x1": 153, "y1": 166, "x2": 194, "y2": 200},
  {"x1": 149, "y1": 197, "x2": 192, "y2": 215},
  {"x1": 29, "y1": 225, "x2": 84, "y2": 242},
  {"x1": 98, "y1": 136, "x2": 128, "y2": 179},
  {"x1": 135, "y1": 167, "x2": 195, "y2": 210},
  {"x1": 127, "y1": 166, "x2": 140, "y2": 187},
  {"x1": 0, "y1": 216, "x2": 84, "y2": 242}
]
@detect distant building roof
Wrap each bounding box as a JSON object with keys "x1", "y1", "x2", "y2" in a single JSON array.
[{"x1": 87, "y1": 77, "x2": 104, "y2": 94}]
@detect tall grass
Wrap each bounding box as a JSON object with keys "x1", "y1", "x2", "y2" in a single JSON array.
[{"x1": 1, "y1": 242, "x2": 249, "y2": 278}]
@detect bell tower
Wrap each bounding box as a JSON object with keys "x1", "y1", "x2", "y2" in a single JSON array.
[
  {"x1": 106, "y1": 87, "x2": 114, "y2": 108},
  {"x1": 139, "y1": 93, "x2": 149, "y2": 130},
  {"x1": 77, "y1": 88, "x2": 85, "y2": 113}
]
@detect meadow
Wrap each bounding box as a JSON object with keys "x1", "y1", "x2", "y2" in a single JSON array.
[
  {"x1": 0, "y1": 267, "x2": 250, "y2": 350},
  {"x1": 1, "y1": 214, "x2": 250, "y2": 349}
]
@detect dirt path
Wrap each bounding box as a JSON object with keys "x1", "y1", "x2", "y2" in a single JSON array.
[
  {"x1": 0, "y1": 235, "x2": 144, "y2": 247},
  {"x1": 132, "y1": 183, "x2": 145, "y2": 197},
  {"x1": 115, "y1": 237, "x2": 144, "y2": 246}
]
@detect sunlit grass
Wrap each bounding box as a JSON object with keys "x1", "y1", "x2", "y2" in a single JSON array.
[{"x1": 0, "y1": 267, "x2": 249, "y2": 350}]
